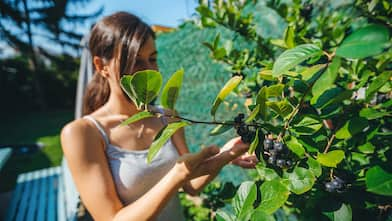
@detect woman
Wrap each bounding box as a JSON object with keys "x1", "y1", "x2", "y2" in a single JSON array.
[{"x1": 61, "y1": 12, "x2": 257, "y2": 221}]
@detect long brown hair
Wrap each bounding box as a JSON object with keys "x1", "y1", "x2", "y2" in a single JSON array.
[{"x1": 82, "y1": 12, "x2": 154, "y2": 115}]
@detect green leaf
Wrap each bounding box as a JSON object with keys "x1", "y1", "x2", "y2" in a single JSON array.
[
  {"x1": 358, "y1": 142, "x2": 375, "y2": 154},
  {"x1": 283, "y1": 167, "x2": 316, "y2": 194},
  {"x1": 120, "y1": 75, "x2": 138, "y2": 107},
  {"x1": 147, "y1": 121, "x2": 189, "y2": 163},
  {"x1": 256, "y1": 87, "x2": 268, "y2": 120},
  {"x1": 334, "y1": 204, "x2": 352, "y2": 221},
  {"x1": 360, "y1": 108, "x2": 391, "y2": 120},
  {"x1": 160, "y1": 68, "x2": 184, "y2": 110},
  {"x1": 272, "y1": 44, "x2": 322, "y2": 77},
  {"x1": 256, "y1": 163, "x2": 279, "y2": 181},
  {"x1": 211, "y1": 76, "x2": 242, "y2": 116},
  {"x1": 311, "y1": 57, "x2": 341, "y2": 102},
  {"x1": 120, "y1": 111, "x2": 154, "y2": 126},
  {"x1": 250, "y1": 209, "x2": 276, "y2": 221},
  {"x1": 284, "y1": 25, "x2": 295, "y2": 49},
  {"x1": 365, "y1": 71, "x2": 392, "y2": 102},
  {"x1": 317, "y1": 150, "x2": 345, "y2": 168},
  {"x1": 266, "y1": 84, "x2": 285, "y2": 97},
  {"x1": 285, "y1": 136, "x2": 305, "y2": 157},
  {"x1": 233, "y1": 181, "x2": 257, "y2": 220},
  {"x1": 366, "y1": 166, "x2": 392, "y2": 196},
  {"x1": 307, "y1": 157, "x2": 322, "y2": 177},
  {"x1": 336, "y1": 24, "x2": 390, "y2": 59},
  {"x1": 291, "y1": 115, "x2": 323, "y2": 135},
  {"x1": 335, "y1": 117, "x2": 368, "y2": 139},
  {"x1": 122, "y1": 70, "x2": 162, "y2": 109},
  {"x1": 209, "y1": 123, "x2": 233, "y2": 136},
  {"x1": 248, "y1": 129, "x2": 260, "y2": 154},
  {"x1": 300, "y1": 64, "x2": 327, "y2": 81},
  {"x1": 257, "y1": 179, "x2": 290, "y2": 214},
  {"x1": 216, "y1": 209, "x2": 236, "y2": 221},
  {"x1": 266, "y1": 100, "x2": 293, "y2": 118},
  {"x1": 245, "y1": 105, "x2": 260, "y2": 124},
  {"x1": 259, "y1": 70, "x2": 276, "y2": 81}
]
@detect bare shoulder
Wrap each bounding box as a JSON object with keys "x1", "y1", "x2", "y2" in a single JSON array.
[{"x1": 60, "y1": 118, "x2": 103, "y2": 156}]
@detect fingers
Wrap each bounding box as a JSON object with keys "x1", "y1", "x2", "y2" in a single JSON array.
[
  {"x1": 232, "y1": 154, "x2": 258, "y2": 169},
  {"x1": 198, "y1": 145, "x2": 220, "y2": 160}
]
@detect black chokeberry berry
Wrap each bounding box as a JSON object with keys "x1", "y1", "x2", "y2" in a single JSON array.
[
  {"x1": 285, "y1": 160, "x2": 293, "y2": 168},
  {"x1": 263, "y1": 139, "x2": 273, "y2": 150},
  {"x1": 236, "y1": 125, "x2": 248, "y2": 136},
  {"x1": 273, "y1": 142, "x2": 284, "y2": 152},
  {"x1": 325, "y1": 182, "x2": 335, "y2": 192},
  {"x1": 276, "y1": 159, "x2": 285, "y2": 168},
  {"x1": 268, "y1": 155, "x2": 276, "y2": 164}
]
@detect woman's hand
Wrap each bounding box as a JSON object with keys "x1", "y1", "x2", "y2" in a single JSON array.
[
  {"x1": 173, "y1": 146, "x2": 220, "y2": 181},
  {"x1": 221, "y1": 137, "x2": 258, "y2": 169}
]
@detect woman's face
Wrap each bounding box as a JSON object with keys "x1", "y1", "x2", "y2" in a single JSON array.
[{"x1": 131, "y1": 35, "x2": 158, "y2": 73}]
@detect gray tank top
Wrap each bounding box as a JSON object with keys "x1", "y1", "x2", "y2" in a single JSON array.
[{"x1": 84, "y1": 114, "x2": 185, "y2": 221}]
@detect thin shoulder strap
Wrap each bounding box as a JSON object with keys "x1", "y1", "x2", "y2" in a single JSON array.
[
  {"x1": 156, "y1": 106, "x2": 168, "y2": 126},
  {"x1": 83, "y1": 115, "x2": 110, "y2": 146}
]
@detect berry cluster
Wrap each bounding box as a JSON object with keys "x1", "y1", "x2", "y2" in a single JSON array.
[
  {"x1": 263, "y1": 138, "x2": 293, "y2": 169},
  {"x1": 325, "y1": 177, "x2": 346, "y2": 193},
  {"x1": 234, "y1": 113, "x2": 256, "y2": 144}
]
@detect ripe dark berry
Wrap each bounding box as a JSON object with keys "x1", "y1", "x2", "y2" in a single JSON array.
[
  {"x1": 325, "y1": 182, "x2": 335, "y2": 192},
  {"x1": 332, "y1": 179, "x2": 343, "y2": 189},
  {"x1": 276, "y1": 159, "x2": 285, "y2": 168},
  {"x1": 273, "y1": 142, "x2": 284, "y2": 152},
  {"x1": 236, "y1": 125, "x2": 248, "y2": 136},
  {"x1": 263, "y1": 139, "x2": 273, "y2": 150},
  {"x1": 234, "y1": 113, "x2": 245, "y2": 124},
  {"x1": 268, "y1": 149, "x2": 278, "y2": 156},
  {"x1": 268, "y1": 155, "x2": 276, "y2": 164},
  {"x1": 285, "y1": 160, "x2": 292, "y2": 168}
]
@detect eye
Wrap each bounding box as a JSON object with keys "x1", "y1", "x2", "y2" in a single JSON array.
[{"x1": 149, "y1": 57, "x2": 157, "y2": 63}]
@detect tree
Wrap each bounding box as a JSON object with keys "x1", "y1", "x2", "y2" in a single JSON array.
[{"x1": 0, "y1": 0, "x2": 102, "y2": 109}]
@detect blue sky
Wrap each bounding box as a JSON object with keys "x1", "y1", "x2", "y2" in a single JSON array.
[
  {"x1": 0, "y1": 0, "x2": 199, "y2": 57},
  {"x1": 81, "y1": 0, "x2": 199, "y2": 28}
]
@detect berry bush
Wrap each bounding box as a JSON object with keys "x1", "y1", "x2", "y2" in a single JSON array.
[{"x1": 119, "y1": 0, "x2": 392, "y2": 220}]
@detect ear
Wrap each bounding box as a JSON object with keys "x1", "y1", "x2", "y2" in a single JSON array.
[{"x1": 93, "y1": 56, "x2": 110, "y2": 78}]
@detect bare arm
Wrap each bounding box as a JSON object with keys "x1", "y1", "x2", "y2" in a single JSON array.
[
  {"x1": 61, "y1": 120, "x2": 218, "y2": 221},
  {"x1": 172, "y1": 127, "x2": 249, "y2": 196}
]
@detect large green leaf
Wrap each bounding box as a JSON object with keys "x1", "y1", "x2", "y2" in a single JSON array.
[
  {"x1": 335, "y1": 117, "x2": 368, "y2": 139},
  {"x1": 283, "y1": 167, "x2": 316, "y2": 194},
  {"x1": 160, "y1": 68, "x2": 184, "y2": 109},
  {"x1": 324, "y1": 203, "x2": 352, "y2": 221},
  {"x1": 209, "y1": 122, "x2": 233, "y2": 136},
  {"x1": 311, "y1": 57, "x2": 341, "y2": 103},
  {"x1": 291, "y1": 115, "x2": 323, "y2": 135},
  {"x1": 359, "y1": 108, "x2": 391, "y2": 120},
  {"x1": 147, "y1": 121, "x2": 189, "y2": 163},
  {"x1": 122, "y1": 70, "x2": 163, "y2": 109},
  {"x1": 248, "y1": 129, "x2": 260, "y2": 154},
  {"x1": 285, "y1": 136, "x2": 305, "y2": 157},
  {"x1": 365, "y1": 71, "x2": 392, "y2": 102},
  {"x1": 266, "y1": 84, "x2": 285, "y2": 97},
  {"x1": 216, "y1": 209, "x2": 236, "y2": 221},
  {"x1": 317, "y1": 150, "x2": 345, "y2": 168},
  {"x1": 211, "y1": 76, "x2": 242, "y2": 116},
  {"x1": 307, "y1": 157, "x2": 322, "y2": 177},
  {"x1": 257, "y1": 179, "x2": 290, "y2": 214},
  {"x1": 245, "y1": 105, "x2": 260, "y2": 123},
  {"x1": 256, "y1": 87, "x2": 268, "y2": 120},
  {"x1": 266, "y1": 100, "x2": 293, "y2": 118},
  {"x1": 120, "y1": 75, "x2": 138, "y2": 107},
  {"x1": 336, "y1": 24, "x2": 390, "y2": 59},
  {"x1": 233, "y1": 181, "x2": 257, "y2": 220},
  {"x1": 365, "y1": 166, "x2": 392, "y2": 196},
  {"x1": 256, "y1": 163, "x2": 279, "y2": 181},
  {"x1": 300, "y1": 64, "x2": 327, "y2": 81},
  {"x1": 120, "y1": 111, "x2": 154, "y2": 126},
  {"x1": 272, "y1": 44, "x2": 322, "y2": 77},
  {"x1": 250, "y1": 209, "x2": 276, "y2": 221}
]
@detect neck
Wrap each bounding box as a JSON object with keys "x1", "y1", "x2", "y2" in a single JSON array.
[{"x1": 103, "y1": 92, "x2": 140, "y2": 117}]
